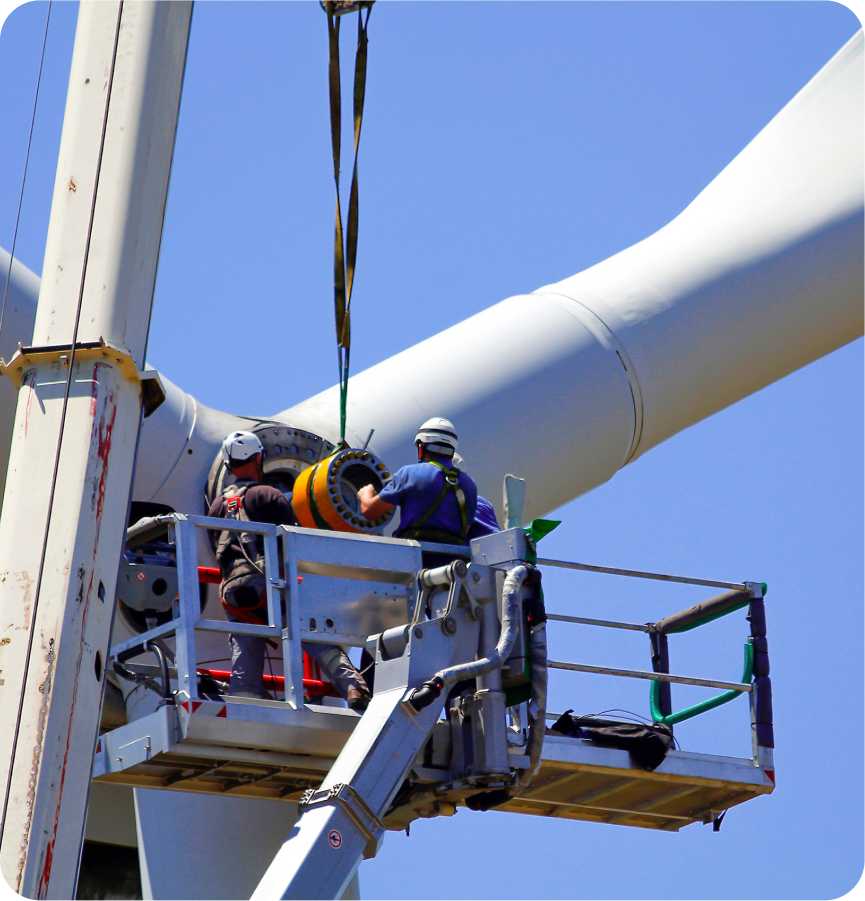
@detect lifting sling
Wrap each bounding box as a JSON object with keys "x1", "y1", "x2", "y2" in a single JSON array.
[{"x1": 323, "y1": 1, "x2": 374, "y2": 445}]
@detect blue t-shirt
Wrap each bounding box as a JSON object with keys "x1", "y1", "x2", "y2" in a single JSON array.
[
  {"x1": 468, "y1": 495, "x2": 500, "y2": 538},
  {"x1": 380, "y1": 461, "x2": 478, "y2": 538}
]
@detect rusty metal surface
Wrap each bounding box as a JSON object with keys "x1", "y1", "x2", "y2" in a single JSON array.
[{"x1": 0, "y1": 4, "x2": 193, "y2": 896}]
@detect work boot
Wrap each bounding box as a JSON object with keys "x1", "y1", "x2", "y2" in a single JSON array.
[
  {"x1": 308, "y1": 644, "x2": 372, "y2": 708},
  {"x1": 347, "y1": 686, "x2": 370, "y2": 712}
]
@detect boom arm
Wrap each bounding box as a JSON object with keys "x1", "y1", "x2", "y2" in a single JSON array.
[{"x1": 253, "y1": 555, "x2": 534, "y2": 900}]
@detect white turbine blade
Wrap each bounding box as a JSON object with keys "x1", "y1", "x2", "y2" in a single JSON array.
[
  {"x1": 276, "y1": 32, "x2": 864, "y2": 521},
  {"x1": 545, "y1": 29, "x2": 864, "y2": 460}
]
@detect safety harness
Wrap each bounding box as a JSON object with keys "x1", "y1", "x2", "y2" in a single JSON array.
[
  {"x1": 215, "y1": 482, "x2": 272, "y2": 631},
  {"x1": 215, "y1": 482, "x2": 265, "y2": 576},
  {"x1": 397, "y1": 461, "x2": 471, "y2": 546}
]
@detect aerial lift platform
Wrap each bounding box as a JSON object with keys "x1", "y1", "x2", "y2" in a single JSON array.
[{"x1": 94, "y1": 514, "x2": 774, "y2": 897}]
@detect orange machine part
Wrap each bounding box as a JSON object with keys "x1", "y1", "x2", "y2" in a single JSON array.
[
  {"x1": 292, "y1": 449, "x2": 392, "y2": 535},
  {"x1": 294, "y1": 455, "x2": 353, "y2": 533}
]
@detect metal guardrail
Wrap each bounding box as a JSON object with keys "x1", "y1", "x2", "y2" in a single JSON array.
[
  {"x1": 111, "y1": 514, "x2": 431, "y2": 711},
  {"x1": 547, "y1": 660, "x2": 752, "y2": 693},
  {"x1": 536, "y1": 556, "x2": 746, "y2": 591},
  {"x1": 109, "y1": 518, "x2": 773, "y2": 765},
  {"x1": 110, "y1": 513, "x2": 287, "y2": 704},
  {"x1": 538, "y1": 560, "x2": 773, "y2": 762},
  {"x1": 546, "y1": 613, "x2": 650, "y2": 633}
]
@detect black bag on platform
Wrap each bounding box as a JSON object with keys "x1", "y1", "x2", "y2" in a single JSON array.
[{"x1": 551, "y1": 711, "x2": 674, "y2": 771}]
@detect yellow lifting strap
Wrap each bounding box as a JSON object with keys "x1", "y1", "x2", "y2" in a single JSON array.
[{"x1": 323, "y1": 0, "x2": 374, "y2": 444}]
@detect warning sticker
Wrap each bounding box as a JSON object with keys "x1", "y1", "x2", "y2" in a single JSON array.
[
  {"x1": 136, "y1": 572, "x2": 146, "y2": 582},
  {"x1": 328, "y1": 830, "x2": 342, "y2": 849}
]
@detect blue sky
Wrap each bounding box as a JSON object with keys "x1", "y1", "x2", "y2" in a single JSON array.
[{"x1": 1, "y1": 2, "x2": 863, "y2": 899}]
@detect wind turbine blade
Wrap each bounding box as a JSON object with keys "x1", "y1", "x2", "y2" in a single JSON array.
[{"x1": 277, "y1": 32, "x2": 864, "y2": 521}]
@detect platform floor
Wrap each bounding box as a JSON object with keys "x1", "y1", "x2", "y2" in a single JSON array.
[
  {"x1": 498, "y1": 734, "x2": 772, "y2": 830},
  {"x1": 94, "y1": 702, "x2": 773, "y2": 831}
]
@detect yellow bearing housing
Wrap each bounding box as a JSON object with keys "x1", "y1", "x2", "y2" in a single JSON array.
[{"x1": 293, "y1": 447, "x2": 393, "y2": 534}]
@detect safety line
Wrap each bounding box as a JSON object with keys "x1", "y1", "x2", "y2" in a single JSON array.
[
  {"x1": 0, "y1": 1, "x2": 125, "y2": 845},
  {"x1": 0, "y1": 1, "x2": 52, "y2": 339}
]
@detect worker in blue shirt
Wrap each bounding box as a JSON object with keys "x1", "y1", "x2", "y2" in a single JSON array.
[
  {"x1": 469, "y1": 495, "x2": 500, "y2": 538},
  {"x1": 357, "y1": 418, "x2": 478, "y2": 553}
]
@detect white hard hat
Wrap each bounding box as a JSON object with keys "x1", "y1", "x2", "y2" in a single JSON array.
[
  {"x1": 221, "y1": 430, "x2": 264, "y2": 467},
  {"x1": 415, "y1": 417, "x2": 458, "y2": 456}
]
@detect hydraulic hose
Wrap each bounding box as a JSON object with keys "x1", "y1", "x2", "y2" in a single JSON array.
[
  {"x1": 125, "y1": 514, "x2": 173, "y2": 549},
  {"x1": 518, "y1": 617, "x2": 548, "y2": 791},
  {"x1": 410, "y1": 564, "x2": 528, "y2": 711},
  {"x1": 113, "y1": 640, "x2": 174, "y2": 706}
]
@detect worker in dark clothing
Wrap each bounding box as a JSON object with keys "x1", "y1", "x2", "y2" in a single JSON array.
[
  {"x1": 209, "y1": 430, "x2": 370, "y2": 709},
  {"x1": 357, "y1": 418, "x2": 478, "y2": 568}
]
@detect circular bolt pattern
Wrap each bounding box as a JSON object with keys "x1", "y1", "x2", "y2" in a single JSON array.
[{"x1": 293, "y1": 446, "x2": 395, "y2": 535}]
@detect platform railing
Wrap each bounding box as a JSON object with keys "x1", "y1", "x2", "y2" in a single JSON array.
[
  {"x1": 109, "y1": 514, "x2": 288, "y2": 705},
  {"x1": 109, "y1": 514, "x2": 428, "y2": 711},
  {"x1": 537, "y1": 557, "x2": 773, "y2": 765},
  {"x1": 107, "y1": 520, "x2": 774, "y2": 772}
]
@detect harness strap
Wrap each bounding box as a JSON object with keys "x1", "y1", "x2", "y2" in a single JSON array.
[
  {"x1": 221, "y1": 593, "x2": 266, "y2": 620},
  {"x1": 215, "y1": 482, "x2": 265, "y2": 575},
  {"x1": 411, "y1": 477, "x2": 451, "y2": 531},
  {"x1": 221, "y1": 594, "x2": 278, "y2": 650},
  {"x1": 412, "y1": 461, "x2": 470, "y2": 537}
]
